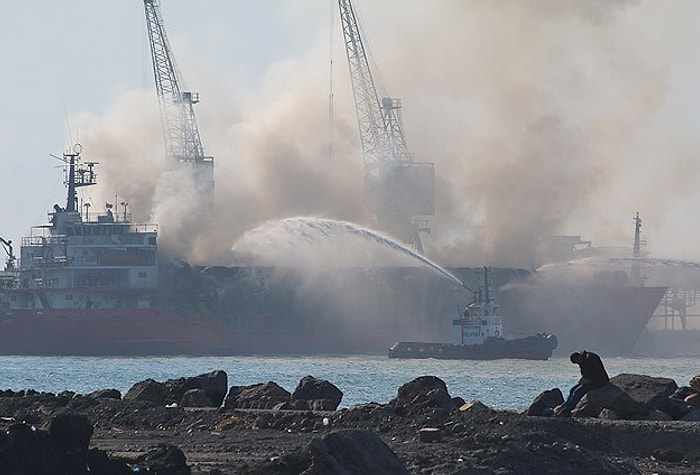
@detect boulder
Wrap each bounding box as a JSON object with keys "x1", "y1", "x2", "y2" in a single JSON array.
[
  {"x1": 291, "y1": 376, "x2": 343, "y2": 411},
  {"x1": 391, "y1": 376, "x2": 453, "y2": 409},
  {"x1": 609, "y1": 374, "x2": 678, "y2": 412},
  {"x1": 224, "y1": 382, "x2": 291, "y2": 409},
  {"x1": 136, "y1": 444, "x2": 190, "y2": 475},
  {"x1": 85, "y1": 389, "x2": 121, "y2": 400},
  {"x1": 572, "y1": 383, "x2": 647, "y2": 419},
  {"x1": 308, "y1": 429, "x2": 409, "y2": 475},
  {"x1": 671, "y1": 386, "x2": 696, "y2": 400},
  {"x1": 48, "y1": 412, "x2": 94, "y2": 473},
  {"x1": 163, "y1": 377, "x2": 199, "y2": 405},
  {"x1": 180, "y1": 389, "x2": 213, "y2": 408},
  {"x1": 0, "y1": 413, "x2": 95, "y2": 475},
  {"x1": 164, "y1": 370, "x2": 227, "y2": 407},
  {"x1": 657, "y1": 396, "x2": 695, "y2": 419},
  {"x1": 680, "y1": 408, "x2": 700, "y2": 421},
  {"x1": 0, "y1": 423, "x2": 47, "y2": 474},
  {"x1": 124, "y1": 379, "x2": 166, "y2": 405},
  {"x1": 423, "y1": 387, "x2": 456, "y2": 409},
  {"x1": 527, "y1": 388, "x2": 564, "y2": 416},
  {"x1": 195, "y1": 370, "x2": 228, "y2": 407},
  {"x1": 86, "y1": 447, "x2": 131, "y2": 474}
]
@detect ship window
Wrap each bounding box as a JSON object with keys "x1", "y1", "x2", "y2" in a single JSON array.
[
  {"x1": 65, "y1": 294, "x2": 73, "y2": 301},
  {"x1": 138, "y1": 271, "x2": 147, "y2": 278},
  {"x1": 148, "y1": 237, "x2": 156, "y2": 245}
]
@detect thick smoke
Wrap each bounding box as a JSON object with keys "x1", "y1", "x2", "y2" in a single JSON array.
[{"x1": 72, "y1": 0, "x2": 700, "y2": 270}]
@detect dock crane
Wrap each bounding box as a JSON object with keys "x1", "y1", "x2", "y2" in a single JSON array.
[
  {"x1": 338, "y1": 0, "x2": 435, "y2": 253},
  {"x1": 143, "y1": 0, "x2": 214, "y2": 200},
  {"x1": 0, "y1": 237, "x2": 15, "y2": 270}
]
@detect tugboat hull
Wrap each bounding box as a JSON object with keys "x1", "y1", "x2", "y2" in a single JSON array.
[{"x1": 388, "y1": 333, "x2": 558, "y2": 361}]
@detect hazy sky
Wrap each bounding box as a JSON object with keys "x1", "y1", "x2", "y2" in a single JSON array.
[{"x1": 4, "y1": 0, "x2": 700, "y2": 269}]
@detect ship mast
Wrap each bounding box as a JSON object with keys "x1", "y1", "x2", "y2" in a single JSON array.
[
  {"x1": 631, "y1": 212, "x2": 642, "y2": 285},
  {"x1": 50, "y1": 143, "x2": 97, "y2": 213}
]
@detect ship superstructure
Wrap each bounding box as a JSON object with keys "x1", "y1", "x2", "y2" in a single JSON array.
[
  {"x1": 1, "y1": 146, "x2": 158, "y2": 313},
  {"x1": 451, "y1": 268, "x2": 502, "y2": 345}
]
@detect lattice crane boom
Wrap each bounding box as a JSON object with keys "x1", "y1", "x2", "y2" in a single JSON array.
[
  {"x1": 338, "y1": 0, "x2": 434, "y2": 253},
  {"x1": 143, "y1": 0, "x2": 213, "y2": 195},
  {"x1": 338, "y1": 0, "x2": 413, "y2": 168},
  {"x1": 337, "y1": 0, "x2": 386, "y2": 169}
]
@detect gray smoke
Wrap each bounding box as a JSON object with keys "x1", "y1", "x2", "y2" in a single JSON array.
[{"x1": 73, "y1": 0, "x2": 700, "y2": 269}]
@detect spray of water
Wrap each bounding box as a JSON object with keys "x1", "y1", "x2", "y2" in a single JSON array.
[{"x1": 231, "y1": 217, "x2": 466, "y2": 288}]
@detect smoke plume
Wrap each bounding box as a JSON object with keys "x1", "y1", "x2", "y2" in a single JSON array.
[{"x1": 73, "y1": 0, "x2": 700, "y2": 270}]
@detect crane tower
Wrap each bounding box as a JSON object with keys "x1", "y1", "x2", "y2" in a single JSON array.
[
  {"x1": 338, "y1": 0, "x2": 435, "y2": 253},
  {"x1": 143, "y1": 0, "x2": 214, "y2": 199}
]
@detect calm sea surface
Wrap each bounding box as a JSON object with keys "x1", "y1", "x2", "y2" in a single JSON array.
[{"x1": 0, "y1": 355, "x2": 696, "y2": 411}]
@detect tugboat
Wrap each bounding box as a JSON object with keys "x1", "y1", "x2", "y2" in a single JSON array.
[{"x1": 388, "y1": 267, "x2": 558, "y2": 360}]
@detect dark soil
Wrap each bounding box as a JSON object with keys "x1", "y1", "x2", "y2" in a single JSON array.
[{"x1": 1, "y1": 390, "x2": 699, "y2": 474}]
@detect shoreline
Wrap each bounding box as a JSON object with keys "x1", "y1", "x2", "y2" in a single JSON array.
[{"x1": 0, "y1": 371, "x2": 699, "y2": 473}]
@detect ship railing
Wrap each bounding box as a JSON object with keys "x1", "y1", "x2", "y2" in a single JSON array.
[
  {"x1": 0, "y1": 271, "x2": 20, "y2": 290},
  {"x1": 22, "y1": 235, "x2": 67, "y2": 247},
  {"x1": 67, "y1": 235, "x2": 155, "y2": 246},
  {"x1": 129, "y1": 223, "x2": 158, "y2": 234},
  {"x1": 78, "y1": 222, "x2": 158, "y2": 234},
  {"x1": 68, "y1": 256, "x2": 101, "y2": 266},
  {"x1": 26, "y1": 256, "x2": 69, "y2": 268}
]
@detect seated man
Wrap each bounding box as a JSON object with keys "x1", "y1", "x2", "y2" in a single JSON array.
[{"x1": 554, "y1": 350, "x2": 609, "y2": 417}]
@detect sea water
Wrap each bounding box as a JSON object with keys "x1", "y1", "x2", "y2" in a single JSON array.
[{"x1": 0, "y1": 355, "x2": 696, "y2": 411}]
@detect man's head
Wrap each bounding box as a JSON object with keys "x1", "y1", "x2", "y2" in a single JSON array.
[{"x1": 570, "y1": 352, "x2": 583, "y2": 364}]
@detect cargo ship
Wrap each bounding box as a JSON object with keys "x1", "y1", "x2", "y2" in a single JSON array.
[
  {"x1": 0, "y1": 146, "x2": 447, "y2": 355},
  {"x1": 495, "y1": 220, "x2": 668, "y2": 357},
  {"x1": 0, "y1": 146, "x2": 237, "y2": 355},
  {"x1": 388, "y1": 268, "x2": 558, "y2": 360},
  {"x1": 497, "y1": 279, "x2": 667, "y2": 357},
  {"x1": 0, "y1": 147, "x2": 667, "y2": 356}
]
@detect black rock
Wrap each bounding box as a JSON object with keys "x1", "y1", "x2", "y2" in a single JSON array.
[
  {"x1": 308, "y1": 429, "x2": 409, "y2": 475},
  {"x1": 527, "y1": 388, "x2": 564, "y2": 416},
  {"x1": 291, "y1": 375, "x2": 343, "y2": 411},
  {"x1": 137, "y1": 443, "x2": 191, "y2": 475}
]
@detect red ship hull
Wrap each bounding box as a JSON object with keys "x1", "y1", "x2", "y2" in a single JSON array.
[
  {"x1": 0, "y1": 308, "x2": 399, "y2": 356},
  {"x1": 0, "y1": 268, "x2": 667, "y2": 357},
  {"x1": 498, "y1": 284, "x2": 668, "y2": 357}
]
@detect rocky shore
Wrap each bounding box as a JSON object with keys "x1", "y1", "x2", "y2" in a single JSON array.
[{"x1": 1, "y1": 370, "x2": 699, "y2": 474}]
